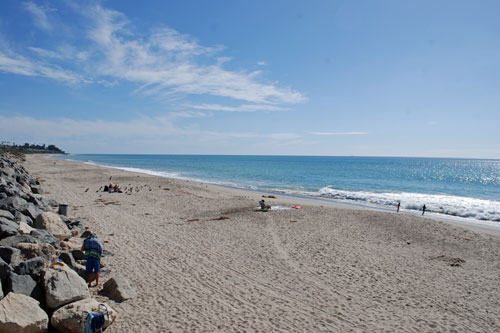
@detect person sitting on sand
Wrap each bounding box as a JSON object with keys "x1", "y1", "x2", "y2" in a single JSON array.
[
  {"x1": 81, "y1": 233, "x2": 103, "y2": 287},
  {"x1": 113, "y1": 184, "x2": 122, "y2": 193},
  {"x1": 259, "y1": 199, "x2": 271, "y2": 211}
]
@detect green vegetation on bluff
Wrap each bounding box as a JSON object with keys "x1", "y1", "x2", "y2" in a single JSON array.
[{"x1": 0, "y1": 142, "x2": 66, "y2": 154}]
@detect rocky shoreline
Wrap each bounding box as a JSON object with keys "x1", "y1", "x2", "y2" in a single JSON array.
[{"x1": 0, "y1": 153, "x2": 131, "y2": 332}]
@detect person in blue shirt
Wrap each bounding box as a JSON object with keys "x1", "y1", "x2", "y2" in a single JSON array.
[{"x1": 81, "y1": 233, "x2": 103, "y2": 287}]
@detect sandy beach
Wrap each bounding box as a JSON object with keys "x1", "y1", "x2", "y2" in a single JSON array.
[{"x1": 23, "y1": 155, "x2": 500, "y2": 332}]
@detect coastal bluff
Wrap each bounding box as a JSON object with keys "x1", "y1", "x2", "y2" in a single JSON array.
[{"x1": 0, "y1": 153, "x2": 117, "y2": 332}]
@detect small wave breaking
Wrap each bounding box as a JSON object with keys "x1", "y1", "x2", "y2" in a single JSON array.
[{"x1": 315, "y1": 186, "x2": 500, "y2": 222}]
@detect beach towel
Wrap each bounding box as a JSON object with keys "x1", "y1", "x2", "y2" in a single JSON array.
[{"x1": 255, "y1": 206, "x2": 292, "y2": 211}]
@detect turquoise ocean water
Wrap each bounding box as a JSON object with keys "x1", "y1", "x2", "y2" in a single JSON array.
[{"x1": 57, "y1": 155, "x2": 500, "y2": 224}]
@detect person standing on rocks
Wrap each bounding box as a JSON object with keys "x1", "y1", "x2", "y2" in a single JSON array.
[{"x1": 81, "y1": 233, "x2": 103, "y2": 287}]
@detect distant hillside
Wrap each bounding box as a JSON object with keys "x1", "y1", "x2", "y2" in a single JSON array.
[{"x1": 0, "y1": 142, "x2": 66, "y2": 154}]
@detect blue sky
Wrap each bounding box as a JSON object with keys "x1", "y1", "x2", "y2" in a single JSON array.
[{"x1": 0, "y1": 0, "x2": 499, "y2": 157}]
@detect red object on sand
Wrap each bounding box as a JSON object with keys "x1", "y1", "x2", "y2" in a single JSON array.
[{"x1": 292, "y1": 206, "x2": 302, "y2": 209}]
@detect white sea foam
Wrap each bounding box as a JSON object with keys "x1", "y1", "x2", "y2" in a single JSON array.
[{"x1": 315, "y1": 186, "x2": 500, "y2": 222}]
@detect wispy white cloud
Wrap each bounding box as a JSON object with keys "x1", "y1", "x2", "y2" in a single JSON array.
[
  {"x1": 3, "y1": 3, "x2": 305, "y2": 110},
  {"x1": 82, "y1": 4, "x2": 305, "y2": 104},
  {"x1": 28, "y1": 46, "x2": 89, "y2": 62},
  {"x1": 257, "y1": 61, "x2": 267, "y2": 66},
  {"x1": 24, "y1": 1, "x2": 54, "y2": 31},
  {"x1": 168, "y1": 111, "x2": 208, "y2": 119},
  {"x1": 310, "y1": 132, "x2": 368, "y2": 135},
  {"x1": 0, "y1": 51, "x2": 85, "y2": 83},
  {"x1": 183, "y1": 103, "x2": 289, "y2": 112}
]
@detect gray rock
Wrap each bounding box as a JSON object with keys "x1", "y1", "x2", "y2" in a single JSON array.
[
  {"x1": 0, "y1": 292, "x2": 49, "y2": 332},
  {"x1": 0, "y1": 247, "x2": 21, "y2": 266},
  {"x1": 34, "y1": 212, "x2": 71, "y2": 241},
  {"x1": 20, "y1": 202, "x2": 41, "y2": 220},
  {"x1": 59, "y1": 214, "x2": 71, "y2": 226},
  {"x1": 26, "y1": 196, "x2": 48, "y2": 212},
  {"x1": 59, "y1": 251, "x2": 76, "y2": 267},
  {"x1": 72, "y1": 262, "x2": 87, "y2": 279},
  {"x1": 51, "y1": 298, "x2": 116, "y2": 333},
  {"x1": 5, "y1": 272, "x2": 43, "y2": 302},
  {"x1": 44, "y1": 198, "x2": 59, "y2": 208},
  {"x1": 0, "y1": 280, "x2": 3, "y2": 300},
  {"x1": 68, "y1": 219, "x2": 84, "y2": 231},
  {"x1": 0, "y1": 193, "x2": 6, "y2": 200},
  {"x1": 71, "y1": 249, "x2": 85, "y2": 260},
  {"x1": 0, "y1": 210, "x2": 14, "y2": 220},
  {"x1": 30, "y1": 185, "x2": 43, "y2": 194},
  {"x1": 0, "y1": 184, "x2": 19, "y2": 197},
  {"x1": 0, "y1": 218, "x2": 19, "y2": 239},
  {"x1": 42, "y1": 266, "x2": 89, "y2": 309},
  {"x1": 30, "y1": 229, "x2": 60, "y2": 249},
  {"x1": 14, "y1": 211, "x2": 33, "y2": 226},
  {"x1": 15, "y1": 243, "x2": 57, "y2": 264},
  {"x1": 0, "y1": 257, "x2": 12, "y2": 282},
  {"x1": 101, "y1": 276, "x2": 137, "y2": 302},
  {"x1": 0, "y1": 196, "x2": 28, "y2": 213},
  {"x1": 0, "y1": 234, "x2": 38, "y2": 248},
  {"x1": 14, "y1": 257, "x2": 45, "y2": 277}
]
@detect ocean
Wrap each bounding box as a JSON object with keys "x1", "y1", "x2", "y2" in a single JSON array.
[{"x1": 56, "y1": 154, "x2": 500, "y2": 224}]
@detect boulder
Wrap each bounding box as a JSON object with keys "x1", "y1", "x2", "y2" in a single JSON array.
[
  {"x1": 30, "y1": 185, "x2": 43, "y2": 195},
  {"x1": 59, "y1": 251, "x2": 76, "y2": 268},
  {"x1": 0, "y1": 247, "x2": 21, "y2": 266},
  {"x1": 20, "y1": 202, "x2": 41, "y2": 220},
  {"x1": 14, "y1": 257, "x2": 45, "y2": 277},
  {"x1": 14, "y1": 211, "x2": 33, "y2": 226},
  {"x1": 15, "y1": 243, "x2": 57, "y2": 265},
  {"x1": 0, "y1": 210, "x2": 14, "y2": 220},
  {"x1": 42, "y1": 198, "x2": 58, "y2": 208},
  {"x1": 72, "y1": 262, "x2": 87, "y2": 279},
  {"x1": 42, "y1": 266, "x2": 89, "y2": 309},
  {"x1": 0, "y1": 280, "x2": 3, "y2": 300},
  {"x1": 101, "y1": 276, "x2": 137, "y2": 302},
  {"x1": 0, "y1": 184, "x2": 19, "y2": 198},
  {"x1": 68, "y1": 219, "x2": 84, "y2": 231},
  {"x1": 18, "y1": 222, "x2": 34, "y2": 235},
  {"x1": 0, "y1": 292, "x2": 48, "y2": 332},
  {"x1": 0, "y1": 257, "x2": 12, "y2": 282},
  {"x1": 0, "y1": 218, "x2": 19, "y2": 239},
  {"x1": 0, "y1": 196, "x2": 28, "y2": 214},
  {"x1": 71, "y1": 249, "x2": 85, "y2": 260},
  {"x1": 63, "y1": 237, "x2": 83, "y2": 251},
  {"x1": 34, "y1": 212, "x2": 71, "y2": 241},
  {"x1": 30, "y1": 229, "x2": 60, "y2": 249},
  {"x1": 0, "y1": 193, "x2": 6, "y2": 200},
  {"x1": 26, "y1": 196, "x2": 48, "y2": 212},
  {"x1": 51, "y1": 298, "x2": 116, "y2": 333},
  {"x1": 0, "y1": 234, "x2": 37, "y2": 248},
  {"x1": 5, "y1": 272, "x2": 43, "y2": 302}
]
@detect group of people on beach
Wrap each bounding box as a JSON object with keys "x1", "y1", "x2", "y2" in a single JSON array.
[
  {"x1": 103, "y1": 183, "x2": 122, "y2": 193},
  {"x1": 396, "y1": 202, "x2": 426, "y2": 215}
]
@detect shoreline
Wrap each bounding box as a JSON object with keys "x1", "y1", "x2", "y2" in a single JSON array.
[
  {"x1": 50, "y1": 154, "x2": 500, "y2": 234},
  {"x1": 24, "y1": 154, "x2": 500, "y2": 331}
]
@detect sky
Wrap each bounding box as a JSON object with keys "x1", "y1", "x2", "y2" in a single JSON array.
[{"x1": 0, "y1": 0, "x2": 499, "y2": 158}]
